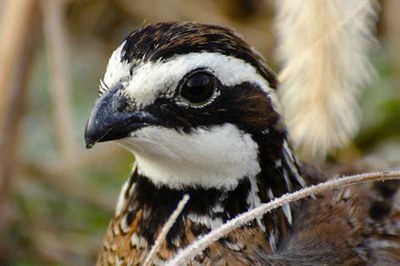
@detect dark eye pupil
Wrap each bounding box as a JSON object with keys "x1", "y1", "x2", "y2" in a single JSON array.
[{"x1": 181, "y1": 73, "x2": 215, "y2": 104}]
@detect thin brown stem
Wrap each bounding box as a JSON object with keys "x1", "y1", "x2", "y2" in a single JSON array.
[
  {"x1": 0, "y1": 0, "x2": 38, "y2": 235},
  {"x1": 41, "y1": 0, "x2": 77, "y2": 160}
]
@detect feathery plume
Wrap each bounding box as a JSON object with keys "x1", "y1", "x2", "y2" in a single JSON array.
[{"x1": 275, "y1": 0, "x2": 379, "y2": 157}]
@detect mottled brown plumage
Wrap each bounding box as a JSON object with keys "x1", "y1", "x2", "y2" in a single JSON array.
[
  {"x1": 85, "y1": 22, "x2": 400, "y2": 265},
  {"x1": 96, "y1": 164, "x2": 400, "y2": 265}
]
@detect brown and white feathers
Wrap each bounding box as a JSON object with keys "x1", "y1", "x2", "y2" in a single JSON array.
[{"x1": 84, "y1": 21, "x2": 399, "y2": 266}]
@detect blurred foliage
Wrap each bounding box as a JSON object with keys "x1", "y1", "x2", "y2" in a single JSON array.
[
  {"x1": 356, "y1": 49, "x2": 400, "y2": 159},
  {"x1": 0, "y1": 0, "x2": 399, "y2": 265}
]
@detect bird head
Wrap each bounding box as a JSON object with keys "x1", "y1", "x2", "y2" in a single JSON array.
[{"x1": 85, "y1": 22, "x2": 289, "y2": 191}]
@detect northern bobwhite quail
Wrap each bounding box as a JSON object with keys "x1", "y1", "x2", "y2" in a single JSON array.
[{"x1": 85, "y1": 22, "x2": 400, "y2": 265}]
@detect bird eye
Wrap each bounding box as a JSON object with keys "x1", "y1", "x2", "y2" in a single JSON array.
[{"x1": 180, "y1": 71, "x2": 216, "y2": 106}]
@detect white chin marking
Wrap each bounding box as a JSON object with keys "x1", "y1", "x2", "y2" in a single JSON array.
[
  {"x1": 118, "y1": 123, "x2": 261, "y2": 190},
  {"x1": 102, "y1": 50, "x2": 281, "y2": 113}
]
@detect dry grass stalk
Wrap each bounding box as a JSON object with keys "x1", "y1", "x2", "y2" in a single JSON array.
[
  {"x1": 384, "y1": 0, "x2": 400, "y2": 88},
  {"x1": 0, "y1": 0, "x2": 36, "y2": 123},
  {"x1": 167, "y1": 170, "x2": 400, "y2": 265},
  {"x1": 0, "y1": 0, "x2": 38, "y2": 235},
  {"x1": 275, "y1": 0, "x2": 379, "y2": 158},
  {"x1": 143, "y1": 194, "x2": 190, "y2": 266},
  {"x1": 22, "y1": 162, "x2": 117, "y2": 212},
  {"x1": 41, "y1": 0, "x2": 77, "y2": 160}
]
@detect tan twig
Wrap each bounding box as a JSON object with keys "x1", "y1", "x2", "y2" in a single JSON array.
[
  {"x1": 19, "y1": 145, "x2": 125, "y2": 212},
  {"x1": 0, "y1": 0, "x2": 38, "y2": 235},
  {"x1": 21, "y1": 162, "x2": 117, "y2": 212},
  {"x1": 41, "y1": 0, "x2": 77, "y2": 160},
  {"x1": 0, "y1": 0, "x2": 36, "y2": 121},
  {"x1": 143, "y1": 194, "x2": 190, "y2": 266},
  {"x1": 167, "y1": 171, "x2": 400, "y2": 265},
  {"x1": 384, "y1": 0, "x2": 400, "y2": 88},
  {"x1": 41, "y1": 144, "x2": 124, "y2": 174}
]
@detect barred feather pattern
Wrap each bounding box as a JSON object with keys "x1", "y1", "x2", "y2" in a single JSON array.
[{"x1": 275, "y1": 0, "x2": 379, "y2": 157}]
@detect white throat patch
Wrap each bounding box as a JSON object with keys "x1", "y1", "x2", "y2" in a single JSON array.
[{"x1": 118, "y1": 123, "x2": 261, "y2": 189}]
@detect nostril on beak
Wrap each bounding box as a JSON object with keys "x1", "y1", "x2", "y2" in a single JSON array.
[{"x1": 113, "y1": 95, "x2": 128, "y2": 112}]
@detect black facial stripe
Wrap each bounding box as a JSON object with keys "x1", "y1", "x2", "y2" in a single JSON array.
[
  {"x1": 120, "y1": 22, "x2": 277, "y2": 89},
  {"x1": 130, "y1": 174, "x2": 253, "y2": 247},
  {"x1": 142, "y1": 81, "x2": 280, "y2": 134},
  {"x1": 117, "y1": 79, "x2": 307, "y2": 249}
]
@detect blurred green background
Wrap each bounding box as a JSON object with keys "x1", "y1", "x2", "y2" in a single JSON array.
[{"x1": 0, "y1": 0, "x2": 399, "y2": 265}]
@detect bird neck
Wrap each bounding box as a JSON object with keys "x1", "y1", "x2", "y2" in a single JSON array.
[{"x1": 117, "y1": 128, "x2": 307, "y2": 252}]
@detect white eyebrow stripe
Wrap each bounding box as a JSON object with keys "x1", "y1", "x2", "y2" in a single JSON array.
[
  {"x1": 103, "y1": 41, "x2": 132, "y2": 88},
  {"x1": 103, "y1": 51, "x2": 281, "y2": 113}
]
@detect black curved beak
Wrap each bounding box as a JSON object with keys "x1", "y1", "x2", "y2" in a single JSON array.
[{"x1": 84, "y1": 88, "x2": 156, "y2": 149}]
